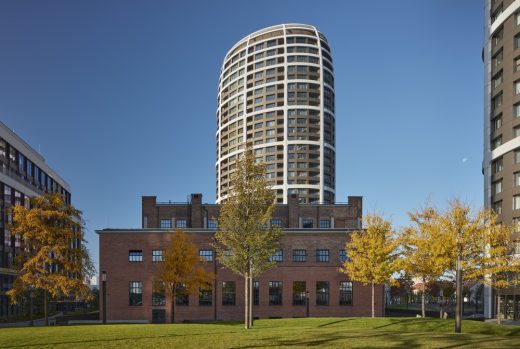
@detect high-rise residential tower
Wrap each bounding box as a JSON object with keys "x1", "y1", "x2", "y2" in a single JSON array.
[
  {"x1": 483, "y1": 0, "x2": 520, "y2": 320},
  {"x1": 216, "y1": 24, "x2": 336, "y2": 204}
]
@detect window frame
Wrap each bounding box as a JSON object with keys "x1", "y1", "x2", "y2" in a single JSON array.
[
  {"x1": 129, "y1": 250, "x2": 143, "y2": 262},
  {"x1": 269, "y1": 281, "x2": 283, "y2": 305},
  {"x1": 292, "y1": 249, "x2": 307, "y2": 262},
  {"x1": 199, "y1": 249, "x2": 214, "y2": 262},
  {"x1": 152, "y1": 250, "x2": 164, "y2": 262},
  {"x1": 339, "y1": 281, "x2": 353, "y2": 305},
  {"x1": 316, "y1": 281, "x2": 330, "y2": 306},
  {"x1": 316, "y1": 249, "x2": 330, "y2": 262},
  {"x1": 129, "y1": 281, "x2": 143, "y2": 306}
]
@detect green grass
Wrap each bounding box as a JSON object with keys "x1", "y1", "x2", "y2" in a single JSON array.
[{"x1": 1, "y1": 317, "x2": 519, "y2": 348}]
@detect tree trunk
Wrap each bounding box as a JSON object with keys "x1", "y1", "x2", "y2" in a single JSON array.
[
  {"x1": 44, "y1": 290, "x2": 48, "y2": 326},
  {"x1": 248, "y1": 273, "x2": 253, "y2": 328},
  {"x1": 170, "y1": 287, "x2": 176, "y2": 324},
  {"x1": 455, "y1": 255, "x2": 462, "y2": 333},
  {"x1": 371, "y1": 282, "x2": 375, "y2": 318},
  {"x1": 244, "y1": 273, "x2": 249, "y2": 329},
  {"x1": 421, "y1": 277, "x2": 426, "y2": 318},
  {"x1": 497, "y1": 289, "x2": 501, "y2": 325},
  {"x1": 29, "y1": 290, "x2": 34, "y2": 326}
]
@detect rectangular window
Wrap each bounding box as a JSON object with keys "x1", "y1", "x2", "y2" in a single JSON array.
[
  {"x1": 222, "y1": 281, "x2": 236, "y2": 305},
  {"x1": 207, "y1": 219, "x2": 218, "y2": 228},
  {"x1": 514, "y1": 195, "x2": 520, "y2": 210},
  {"x1": 493, "y1": 115, "x2": 502, "y2": 131},
  {"x1": 253, "y1": 281, "x2": 259, "y2": 306},
  {"x1": 339, "y1": 281, "x2": 353, "y2": 305},
  {"x1": 516, "y1": 126, "x2": 520, "y2": 138},
  {"x1": 199, "y1": 285, "x2": 212, "y2": 306},
  {"x1": 493, "y1": 71, "x2": 503, "y2": 88},
  {"x1": 199, "y1": 249, "x2": 213, "y2": 262},
  {"x1": 292, "y1": 249, "x2": 307, "y2": 262},
  {"x1": 316, "y1": 281, "x2": 329, "y2": 305},
  {"x1": 319, "y1": 219, "x2": 331, "y2": 228},
  {"x1": 492, "y1": 93, "x2": 503, "y2": 113},
  {"x1": 516, "y1": 34, "x2": 520, "y2": 49},
  {"x1": 492, "y1": 136, "x2": 502, "y2": 150},
  {"x1": 316, "y1": 249, "x2": 330, "y2": 262},
  {"x1": 515, "y1": 104, "x2": 520, "y2": 118},
  {"x1": 270, "y1": 218, "x2": 282, "y2": 227},
  {"x1": 152, "y1": 250, "x2": 164, "y2": 262},
  {"x1": 339, "y1": 249, "x2": 348, "y2": 262},
  {"x1": 129, "y1": 250, "x2": 143, "y2": 262},
  {"x1": 175, "y1": 284, "x2": 189, "y2": 306},
  {"x1": 516, "y1": 150, "x2": 520, "y2": 164},
  {"x1": 493, "y1": 49, "x2": 503, "y2": 67},
  {"x1": 493, "y1": 180, "x2": 503, "y2": 195},
  {"x1": 152, "y1": 281, "x2": 166, "y2": 306},
  {"x1": 269, "y1": 281, "x2": 283, "y2": 305},
  {"x1": 516, "y1": 56, "x2": 520, "y2": 72},
  {"x1": 270, "y1": 249, "x2": 283, "y2": 262},
  {"x1": 176, "y1": 219, "x2": 187, "y2": 228},
  {"x1": 493, "y1": 201, "x2": 503, "y2": 215},
  {"x1": 515, "y1": 172, "x2": 520, "y2": 187},
  {"x1": 514, "y1": 218, "x2": 520, "y2": 234},
  {"x1": 293, "y1": 281, "x2": 306, "y2": 305},
  {"x1": 129, "y1": 281, "x2": 143, "y2": 306},
  {"x1": 160, "y1": 219, "x2": 172, "y2": 229},
  {"x1": 516, "y1": 80, "x2": 520, "y2": 95},
  {"x1": 302, "y1": 218, "x2": 313, "y2": 228}
]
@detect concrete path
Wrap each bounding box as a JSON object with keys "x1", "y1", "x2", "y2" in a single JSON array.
[{"x1": 485, "y1": 319, "x2": 520, "y2": 326}]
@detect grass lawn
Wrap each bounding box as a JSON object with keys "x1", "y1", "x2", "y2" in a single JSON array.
[{"x1": 1, "y1": 317, "x2": 519, "y2": 348}]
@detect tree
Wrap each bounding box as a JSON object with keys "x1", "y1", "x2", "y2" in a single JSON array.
[
  {"x1": 7, "y1": 193, "x2": 94, "y2": 326},
  {"x1": 157, "y1": 230, "x2": 213, "y2": 323},
  {"x1": 400, "y1": 206, "x2": 450, "y2": 318},
  {"x1": 214, "y1": 146, "x2": 282, "y2": 329},
  {"x1": 460, "y1": 210, "x2": 520, "y2": 325},
  {"x1": 438, "y1": 200, "x2": 520, "y2": 331},
  {"x1": 340, "y1": 214, "x2": 399, "y2": 317}
]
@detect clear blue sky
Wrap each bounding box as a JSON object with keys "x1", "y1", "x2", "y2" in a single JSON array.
[{"x1": 0, "y1": 0, "x2": 484, "y2": 272}]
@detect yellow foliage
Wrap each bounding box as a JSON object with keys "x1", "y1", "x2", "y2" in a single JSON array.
[{"x1": 6, "y1": 193, "x2": 93, "y2": 303}]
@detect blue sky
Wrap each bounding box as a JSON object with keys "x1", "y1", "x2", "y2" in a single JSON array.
[{"x1": 0, "y1": 0, "x2": 484, "y2": 272}]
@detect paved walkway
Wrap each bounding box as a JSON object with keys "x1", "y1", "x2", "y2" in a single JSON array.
[{"x1": 485, "y1": 319, "x2": 520, "y2": 326}]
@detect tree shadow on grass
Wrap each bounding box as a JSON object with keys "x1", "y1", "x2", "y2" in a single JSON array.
[
  {"x1": 229, "y1": 328, "x2": 520, "y2": 349},
  {"x1": 317, "y1": 319, "x2": 354, "y2": 327},
  {"x1": 373, "y1": 318, "x2": 442, "y2": 330},
  {"x1": 229, "y1": 330, "x2": 425, "y2": 349}
]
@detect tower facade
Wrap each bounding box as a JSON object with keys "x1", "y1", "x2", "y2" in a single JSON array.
[
  {"x1": 216, "y1": 24, "x2": 336, "y2": 204},
  {"x1": 483, "y1": 0, "x2": 520, "y2": 319}
]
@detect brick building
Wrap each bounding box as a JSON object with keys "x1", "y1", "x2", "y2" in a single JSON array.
[{"x1": 98, "y1": 194, "x2": 384, "y2": 323}]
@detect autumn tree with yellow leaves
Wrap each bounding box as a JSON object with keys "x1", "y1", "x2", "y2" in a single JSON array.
[
  {"x1": 431, "y1": 200, "x2": 520, "y2": 331},
  {"x1": 214, "y1": 146, "x2": 282, "y2": 329},
  {"x1": 7, "y1": 193, "x2": 94, "y2": 326},
  {"x1": 340, "y1": 214, "x2": 399, "y2": 317},
  {"x1": 400, "y1": 206, "x2": 451, "y2": 318},
  {"x1": 157, "y1": 230, "x2": 213, "y2": 323}
]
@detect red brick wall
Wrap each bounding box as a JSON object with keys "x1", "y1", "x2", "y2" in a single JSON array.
[{"x1": 99, "y1": 230, "x2": 384, "y2": 322}]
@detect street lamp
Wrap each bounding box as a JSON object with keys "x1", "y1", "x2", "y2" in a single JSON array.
[{"x1": 102, "y1": 271, "x2": 107, "y2": 324}]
